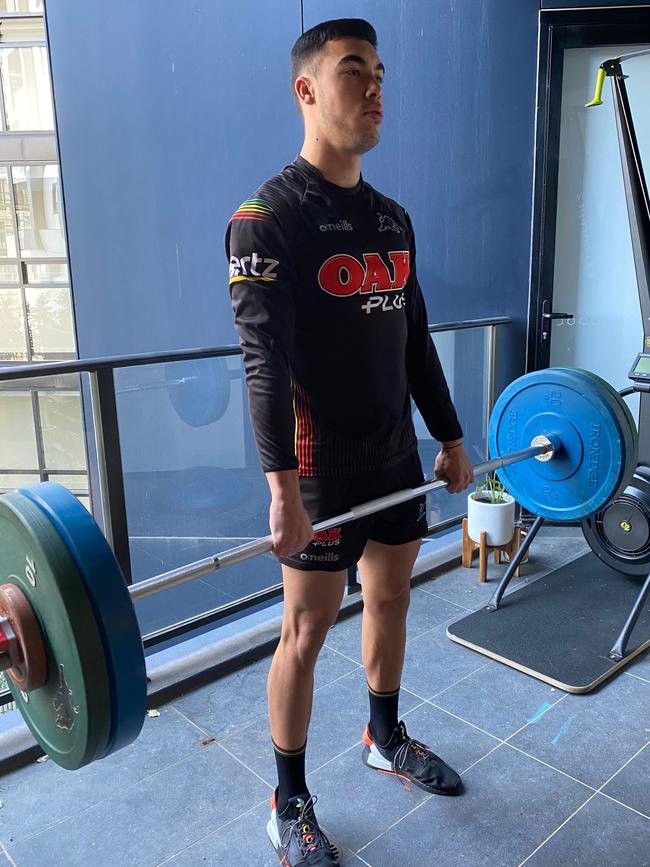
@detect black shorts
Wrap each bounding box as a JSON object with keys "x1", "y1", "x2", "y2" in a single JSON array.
[{"x1": 280, "y1": 452, "x2": 428, "y2": 572}]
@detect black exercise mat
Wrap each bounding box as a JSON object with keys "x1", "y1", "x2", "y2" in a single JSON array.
[{"x1": 447, "y1": 552, "x2": 650, "y2": 693}]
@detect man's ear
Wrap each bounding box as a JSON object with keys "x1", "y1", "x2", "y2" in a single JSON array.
[{"x1": 295, "y1": 75, "x2": 316, "y2": 108}]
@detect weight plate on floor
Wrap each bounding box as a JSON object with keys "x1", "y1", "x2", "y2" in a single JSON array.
[
  {"x1": 489, "y1": 368, "x2": 635, "y2": 521},
  {"x1": 0, "y1": 492, "x2": 112, "y2": 769},
  {"x1": 21, "y1": 482, "x2": 146, "y2": 758}
]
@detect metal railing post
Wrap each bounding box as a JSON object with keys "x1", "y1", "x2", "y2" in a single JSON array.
[
  {"x1": 485, "y1": 323, "x2": 497, "y2": 459},
  {"x1": 88, "y1": 368, "x2": 133, "y2": 584}
]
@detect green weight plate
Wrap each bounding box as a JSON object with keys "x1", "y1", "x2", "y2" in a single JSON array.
[
  {"x1": 20, "y1": 482, "x2": 146, "y2": 759},
  {"x1": 0, "y1": 492, "x2": 112, "y2": 770},
  {"x1": 489, "y1": 368, "x2": 632, "y2": 521}
]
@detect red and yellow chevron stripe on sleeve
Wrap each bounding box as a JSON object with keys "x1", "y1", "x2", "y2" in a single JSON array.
[{"x1": 230, "y1": 198, "x2": 274, "y2": 222}]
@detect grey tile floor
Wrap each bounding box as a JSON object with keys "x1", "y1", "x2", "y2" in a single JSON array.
[{"x1": 1, "y1": 532, "x2": 649, "y2": 866}]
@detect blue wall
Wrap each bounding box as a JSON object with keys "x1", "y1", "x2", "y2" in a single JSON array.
[
  {"x1": 45, "y1": 0, "x2": 649, "y2": 369},
  {"x1": 45, "y1": 0, "x2": 303, "y2": 356},
  {"x1": 46, "y1": 0, "x2": 538, "y2": 377}
]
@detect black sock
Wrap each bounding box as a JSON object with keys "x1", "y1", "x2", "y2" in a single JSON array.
[
  {"x1": 368, "y1": 683, "x2": 400, "y2": 747},
  {"x1": 273, "y1": 739, "x2": 308, "y2": 814}
]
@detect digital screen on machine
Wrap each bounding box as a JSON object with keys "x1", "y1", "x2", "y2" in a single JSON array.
[{"x1": 634, "y1": 354, "x2": 650, "y2": 375}]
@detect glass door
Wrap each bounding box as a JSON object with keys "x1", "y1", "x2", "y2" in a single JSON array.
[
  {"x1": 529, "y1": 7, "x2": 650, "y2": 432},
  {"x1": 547, "y1": 44, "x2": 649, "y2": 423}
]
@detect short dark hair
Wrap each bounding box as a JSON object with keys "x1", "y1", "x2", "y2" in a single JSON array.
[{"x1": 290, "y1": 18, "x2": 377, "y2": 107}]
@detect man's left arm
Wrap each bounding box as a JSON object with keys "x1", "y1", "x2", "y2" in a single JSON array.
[{"x1": 403, "y1": 214, "x2": 473, "y2": 493}]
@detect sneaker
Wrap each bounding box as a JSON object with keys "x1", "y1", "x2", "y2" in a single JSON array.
[
  {"x1": 266, "y1": 789, "x2": 340, "y2": 866},
  {"x1": 362, "y1": 720, "x2": 463, "y2": 796}
]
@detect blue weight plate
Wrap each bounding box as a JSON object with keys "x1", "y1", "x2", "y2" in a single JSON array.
[
  {"x1": 489, "y1": 368, "x2": 629, "y2": 521},
  {"x1": 572, "y1": 369, "x2": 638, "y2": 492},
  {"x1": 20, "y1": 483, "x2": 146, "y2": 758},
  {"x1": 543, "y1": 368, "x2": 634, "y2": 494}
]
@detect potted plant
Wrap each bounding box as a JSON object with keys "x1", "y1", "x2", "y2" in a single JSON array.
[{"x1": 467, "y1": 473, "x2": 515, "y2": 547}]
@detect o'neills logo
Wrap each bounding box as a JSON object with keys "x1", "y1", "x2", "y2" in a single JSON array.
[
  {"x1": 318, "y1": 251, "x2": 410, "y2": 297},
  {"x1": 320, "y1": 220, "x2": 353, "y2": 232},
  {"x1": 300, "y1": 552, "x2": 340, "y2": 562}
]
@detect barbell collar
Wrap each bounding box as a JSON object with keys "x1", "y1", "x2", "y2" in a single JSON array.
[
  {"x1": 0, "y1": 615, "x2": 19, "y2": 672},
  {"x1": 129, "y1": 441, "x2": 550, "y2": 602},
  {"x1": 531, "y1": 434, "x2": 559, "y2": 462}
]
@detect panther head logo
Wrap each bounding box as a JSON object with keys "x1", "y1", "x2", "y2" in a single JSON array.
[{"x1": 377, "y1": 212, "x2": 402, "y2": 233}]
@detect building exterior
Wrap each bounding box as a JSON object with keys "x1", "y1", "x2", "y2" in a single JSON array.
[{"x1": 0, "y1": 0, "x2": 88, "y2": 508}]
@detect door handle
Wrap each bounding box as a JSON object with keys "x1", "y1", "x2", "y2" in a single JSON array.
[{"x1": 541, "y1": 300, "x2": 574, "y2": 342}]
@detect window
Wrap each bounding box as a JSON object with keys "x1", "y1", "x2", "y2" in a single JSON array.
[
  {"x1": 26, "y1": 262, "x2": 68, "y2": 282},
  {"x1": 0, "y1": 163, "x2": 72, "y2": 360},
  {"x1": 0, "y1": 164, "x2": 16, "y2": 256},
  {"x1": 0, "y1": 2, "x2": 43, "y2": 12},
  {"x1": 0, "y1": 390, "x2": 38, "y2": 468},
  {"x1": 25, "y1": 284, "x2": 75, "y2": 355},
  {"x1": 12, "y1": 164, "x2": 65, "y2": 257},
  {"x1": 0, "y1": 3, "x2": 85, "y2": 513},
  {"x1": 0, "y1": 386, "x2": 89, "y2": 505},
  {"x1": 0, "y1": 285, "x2": 26, "y2": 358},
  {"x1": 0, "y1": 16, "x2": 53, "y2": 131}
]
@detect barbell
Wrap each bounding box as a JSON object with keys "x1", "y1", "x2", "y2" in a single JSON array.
[{"x1": 0, "y1": 368, "x2": 638, "y2": 770}]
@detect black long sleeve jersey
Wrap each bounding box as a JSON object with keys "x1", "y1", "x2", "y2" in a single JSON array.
[{"x1": 226, "y1": 156, "x2": 463, "y2": 477}]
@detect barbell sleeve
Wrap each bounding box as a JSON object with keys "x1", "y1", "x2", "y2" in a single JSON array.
[{"x1": 128, "y1": 440, "x2": 553, "y2": 602}]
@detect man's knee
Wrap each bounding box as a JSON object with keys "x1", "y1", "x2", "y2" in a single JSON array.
[
  {"x1": 363, "y1": 582, "x2": 411, "y2": 620},
  {"x1": 279, "y1": 613, "x2": 333, "y2": 669}
]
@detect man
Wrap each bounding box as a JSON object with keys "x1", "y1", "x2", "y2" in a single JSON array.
[{"x1": 226, "y1": 19, "x2": 473, "y2": 866}]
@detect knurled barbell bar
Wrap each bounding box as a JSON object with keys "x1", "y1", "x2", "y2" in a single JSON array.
[{"x1": 0, "y1": 368, "x2": 638, "y2": 770}]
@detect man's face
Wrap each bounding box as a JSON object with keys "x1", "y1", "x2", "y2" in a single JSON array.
[{"x1": 301, "y1": 37, "x2": 384, "y2": 155}]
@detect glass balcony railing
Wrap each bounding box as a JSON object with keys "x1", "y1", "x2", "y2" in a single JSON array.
[{"x1": 0, "y1": 316, "x2": 510, "y2": 707}]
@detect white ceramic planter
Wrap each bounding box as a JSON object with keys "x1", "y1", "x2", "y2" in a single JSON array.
[{"x1": 467, "y1": 492, "x2": 515, "y2": 547}]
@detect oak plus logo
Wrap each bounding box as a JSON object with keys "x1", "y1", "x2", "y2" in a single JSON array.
[
  {"x1": 318, "y1": 250, "x2": 409, "y2": 315},
  {"x1": 377, "y1": 212, "x2": 401, "y2": 233},
  {"x1": 313, "y1": 528, "x2": 342, "y2": 547},
  {"x1": 229, "y1": 252, "x2": 279, "y2": 282}
]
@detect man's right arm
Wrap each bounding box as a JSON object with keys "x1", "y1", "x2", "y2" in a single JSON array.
[
  {"x1": 266, "y1": 469, "x2": 314, "y2": 558},
  {"x1": 226, "y1": 203, "x2": 313, "y2": 556}
]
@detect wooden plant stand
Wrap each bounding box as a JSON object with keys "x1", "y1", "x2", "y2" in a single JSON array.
[{"x1": 461, "y1": 518, "x2": 524, "y2": 583}]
